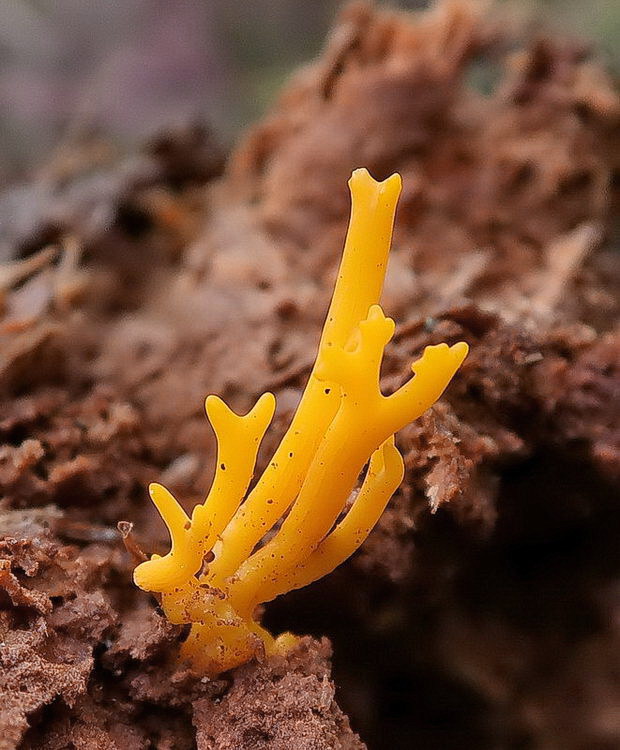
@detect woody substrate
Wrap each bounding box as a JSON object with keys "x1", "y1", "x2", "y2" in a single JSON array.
[{"x1": 1, "y1": 3, "x2": 618, "y2": 749}]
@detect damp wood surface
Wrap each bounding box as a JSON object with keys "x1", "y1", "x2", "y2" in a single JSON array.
[{"x1": 0, "y1": 2, "x2": 619, "y2": 749}]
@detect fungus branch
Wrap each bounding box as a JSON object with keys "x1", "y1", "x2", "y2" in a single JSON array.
[{"x1": 133, "y1": 168, "x2": 468, "y2": 675}]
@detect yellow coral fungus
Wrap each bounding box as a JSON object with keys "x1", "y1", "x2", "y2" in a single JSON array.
[{"x1": 133, "y1": 168, "x2": 468, "y2": 675}]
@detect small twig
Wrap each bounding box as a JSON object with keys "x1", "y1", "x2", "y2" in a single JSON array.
[
  {"x1": 117, "y1": 521, "x2": 162, "y2": 606},
  {"x1": 0, "y1": 246, "x2": 57, "y2": 291},
  {"x1": 117, "y1": 520, "x2": 148, "y2": 565},
  {"x1": 0, "y1": 246, "x2": 58, "y2": 313},
  {"x1": 54, "y1": 235, "x2": 88, "y2": 309}
]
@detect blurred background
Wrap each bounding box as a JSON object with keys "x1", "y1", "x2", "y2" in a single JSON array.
[{"x1": 0, "y1": 0, "x2": 618, "y2": 180}]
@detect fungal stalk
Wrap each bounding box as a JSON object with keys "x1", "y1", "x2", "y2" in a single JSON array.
[{"x1": 133, "y1": 168, "x2": 468, "y2": 675}]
